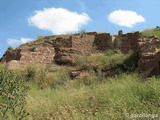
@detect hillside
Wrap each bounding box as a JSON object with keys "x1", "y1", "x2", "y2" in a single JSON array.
[
  {"x1": 142, "y1": 27, "x2": 160, "y2": 40},
  {"x1": 1, "y1": 29, "x2": 160, "y2": 77},
  {"x1": 0, "y1": 29, "x2": 160, "y2": 120}
]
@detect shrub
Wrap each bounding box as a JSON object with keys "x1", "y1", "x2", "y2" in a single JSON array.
[
  {"x1": 36, "y1": 68, "x2": 48, "y2": 89},
  {"x1": 7, "y1": 47, "x2": 14, "y2": 51},
  {"x1": 0, "y1": 69, "x2": 29, "y2": 120},
  {"x1": 30, "y1": 46, "x2": 36, "y2": 52},
  {"x1": 103, "y1": 49, "x2": 121, "y2": 56},
  {"x1": 116, "y1": 51, "x2": 139, "y2": 72},
  {"x1": 26, "y1": 66, "x2": 36, "y2": 81},
  {"x1": 26, "y1": 64, "x2": 50, "y2": 89},
  {"x1": 78, "y1": 29, "x2": 86, "y2": 38}
]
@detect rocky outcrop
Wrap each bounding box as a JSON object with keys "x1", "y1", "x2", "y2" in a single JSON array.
[{"x1": 137, "y1": 36, "x2": 160, "y2": 77}]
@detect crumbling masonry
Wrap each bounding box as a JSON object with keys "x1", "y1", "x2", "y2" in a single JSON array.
[{"x1": 1, "y1": 30, "x2": 160, "y2": 77}]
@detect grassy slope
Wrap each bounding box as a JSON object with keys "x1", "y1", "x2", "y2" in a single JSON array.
[
  {"x1": 27, "y1": 74, "x2": 160, "y2": 120},
  {"x1": 0, "y1": 47, "x2": 159, "y2": 120},
  {"x1": 141, "y1": 27, "x2": 160, "y2": 40},
  {"x1": 24, "y1": 50, "x2": 159, "y2": 120}
]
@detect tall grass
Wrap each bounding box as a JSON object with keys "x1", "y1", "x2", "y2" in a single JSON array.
[
  {"x1": 0, "y1": 48, "x2": 159, "y2": 120},
  {"x1": 0, "y1": 67, "x2": 29, "y2": 120},
  {"x1": 26, "y1": 73, "x2": 160, "y2": 120}
]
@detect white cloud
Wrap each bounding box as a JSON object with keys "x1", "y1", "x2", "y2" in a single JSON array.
[
  {"x1": 28, "y1": 8, "x2": 90, "y2": 35},
  {"x1": 8, "y1": 38, "x2": 33, "y2": 45},
  {"x1": 108, "y1": 10, "x2": 145, "y2": 27}
]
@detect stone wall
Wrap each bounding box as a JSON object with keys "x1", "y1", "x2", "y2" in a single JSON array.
[
  {"x1": 19, "y1": 46, "x2": 55, "y2": 64},
  {"x1": 137, "y1": 36, "x2": 160, "y2": 77},
  {"x1": 1, "y1": 45, "x2": 55, "y2": 65},
  {"x1": 0, "y1": 49, "x2": 21, "y2": 63},
  {"x1": 1, "y1": 31, "x2": 141, "y2": 66},
  {"x1": 54, "y1": 32, "x2": 113, "y2": 65},
  {"x1": 53, "y1": 37, "x2": 72, "y2": 48},
  {"x1": 114, "y1": 31, "x2": 140, "y2": 53},
  {"x1": 94, "y1": 33, "x2": 113, "y2": 50}
]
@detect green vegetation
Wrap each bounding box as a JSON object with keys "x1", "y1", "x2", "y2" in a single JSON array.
[
  {"x1": 30, "y1": 46, "x2": 37, "y2": 52},
  {"x1": 0, "y1": 69, "x2": 29, "y2": 120},
  {"x1": 0, "y1": 49, "x2": 159, "y2": 120},
  {"x1": 75, "y1": 50, "x2": 138, "y2": 73},
  {"x1": 7, "y1": 47, "x2": 14, "y2": 51},
  {"x1": 141, "y1": 27, "x2": 160, "y2": 40},
  {"x1": 26, "y1": 73, "x2": 160, "y2": 120},
  {"x1": 77, "y1": 29, "x2": 86, "y2": 38}
]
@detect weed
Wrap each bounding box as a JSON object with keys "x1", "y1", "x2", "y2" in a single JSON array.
[{"x1": 0, "y1": 69, "x2": 29, "y2": 120}]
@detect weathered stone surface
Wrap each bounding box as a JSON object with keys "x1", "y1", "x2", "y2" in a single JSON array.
[
  {"x1": 1, "y1": 49, "x2": 21, "y2": 63},
  {"x1": 6, "y1": 60, "x2": 20, "y2": 70},
  {"x1": 54, "y1": 48, "x2": 81, "y2": 65},
  {"x1": 2, "y1": 30, "x2": 160, "y2": 78},
  {"x1": 1, "y1": 45, "x2": 55, "y2": 65},
  {"x1": 93, "y1": 33, "x2": 113, "y2": 50},
  {"x1": 54, "y1": 32, "x2": 113, "y2": 65},
  {"x1": 137, "y1": 36, "x2": 160, "y2": 77},
  {"x1": 70, "y1": 66, "x2": 90, "y2": 79},
  {"x1": 114, "y1": 31, "x2": 140, "y2": 53}
]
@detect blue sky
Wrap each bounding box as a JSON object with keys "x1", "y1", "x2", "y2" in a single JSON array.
[{"x1": 0, "y1": 0, "x2": 160, "y2": 57}]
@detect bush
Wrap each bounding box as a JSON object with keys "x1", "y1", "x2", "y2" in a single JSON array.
[
  {"x1": 103, "y1": 49, "x2": 121, "y2": 56},
  {"x1": 26, "y1": 66, "x2": 36, "y2": 81},
  {"x1": 117, "y1": 51, "x2": 139, "y2": 72},
  {"x1": 78, "y1": 29, "x2": 86, "y2": 38},
  {"x1": 26, "y1": 64, "x2": 50, "y2": 89},
  {"x1": 30, "y1": 46, "x2": 36, "y2": 52},
  {"x1": 36, "y1": 68, "x2": 48, "y2": 89},
  {"x1": 0, "y1": 69, "x2": 29, "y2": 120},
  {"x1": 7, "y1": 47, "x2": 14, "y2": 51}
]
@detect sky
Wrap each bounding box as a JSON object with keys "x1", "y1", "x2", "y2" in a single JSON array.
[{"x1": 0, "y1": 0, "x2": 160, "y2": 57}]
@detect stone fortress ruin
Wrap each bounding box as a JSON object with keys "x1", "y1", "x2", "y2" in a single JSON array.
[{"x1": 1, "y1": 30, "x2": 160, "y2": 77}]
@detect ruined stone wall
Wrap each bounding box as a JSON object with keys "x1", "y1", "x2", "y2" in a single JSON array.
[
  {"x1": 19, "y1": 46, "x2": 55, "y2": 64},
  {"x1": 54, "y1": 32, "x2": 113, "y2": 65},
  {"x1": 137, "y1": 36, "x2": 160, "y2": 77},
  {"x1": 114, "y1": 31, "x2": 140, "y2": 53},
  {"x1": 94, "y1": 33, "x2": 113, "y2": 50},
  {"x1": 54, "y1": 33, "x2": 96, "y2": 65},
  {"x1": 1, "y1": 45, "x2": 55, "y2": 65},
  {"x1": 72, "y1": 34, "x2": 96, "y2": 54},
  {"x1": 53, "y1": 37, "x2": 72, "y2": 48},
  {"x1": 1, "y1": 31, "x2": 142, "y2": 67},
  {"x1": 0, "y1": 49, "x2": 21, "y2": 63}
]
